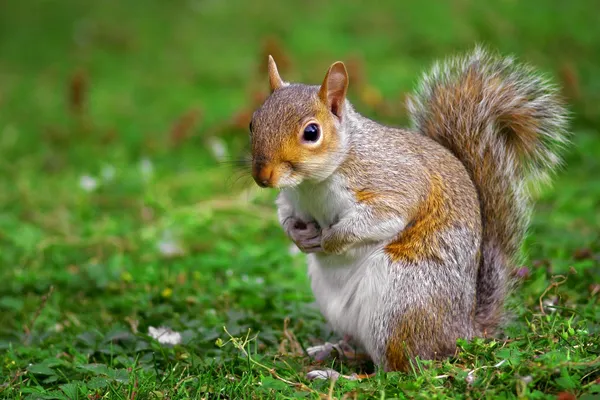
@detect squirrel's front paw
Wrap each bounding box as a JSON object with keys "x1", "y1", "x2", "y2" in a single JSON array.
[{"x1": 287, "y1": 219, "x2": 323, "y2": 254}]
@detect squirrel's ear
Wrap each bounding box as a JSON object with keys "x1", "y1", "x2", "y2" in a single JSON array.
[
  {"x1": 318, "y1": 61, "x2": 348, "y2": 119},
  {"x1": 268, "y1": 55, "x2": 284, "y2": 92}
]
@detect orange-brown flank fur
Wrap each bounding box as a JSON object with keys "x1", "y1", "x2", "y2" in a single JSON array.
[
  {"x1": 385, "y1": 299, "x2": 456, "y2": 372},
  {"x1": 353, "y1": 189, "x2": 379, "y2": 203},
  {"x1": 384, "y1": 173, "x2": 452, "y2": 263}
]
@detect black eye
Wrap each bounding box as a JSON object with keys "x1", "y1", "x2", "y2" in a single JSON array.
[
  {"x1": 302, "y1": 123, "x2": 320, "y2": 143},
  {"x1": 248, "y1": 121, "x2": 253, "y2": 133}
]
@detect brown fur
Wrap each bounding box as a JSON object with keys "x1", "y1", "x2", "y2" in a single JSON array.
[
  {"x1": 314, "y1": 99, "x2": 341, "y2": 158},
  {"x1": 250, "y1": 85, "x2": 342, "y2": 187},
  {"x1": 385, "y1": 173, "x2": 450, "y2": 263},
  {"x1": 409, "y1": 47, "x2": 570, "y2": 332},
  {"x1": 353, "y1": 189, "x2": 379, "y2": 203},
  {"x1": 385, "y1": 297, "x2": 457, "y2": 372}
]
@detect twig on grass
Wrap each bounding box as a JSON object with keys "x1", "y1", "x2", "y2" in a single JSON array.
[
  {"x1": 465, "y1": 359, "x2": 507, "y2": 385},
  {"x1": 539, "y1": 274, "x2": 568, "y2": 315},
  {"x1": 0, "y1": 370, "x2": 27, "y2": 394},
  {"x1": 23, "y1": 285, "x2": 55, "y2": 345},
  {"x1": 219, "y1": 327, "x2": 321, "y2": 396},
  {"x1": 278, "y1": 317, "x2": 304, "y2": 357}
]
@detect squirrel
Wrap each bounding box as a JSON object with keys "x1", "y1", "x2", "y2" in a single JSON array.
[{"x1": 248, "y1": 47, "x2": 570, "y2": 379}]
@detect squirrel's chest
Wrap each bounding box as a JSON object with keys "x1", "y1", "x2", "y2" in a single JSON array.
[{"x1": 292, "y1": 177, "x2": 355, "y2": 228}]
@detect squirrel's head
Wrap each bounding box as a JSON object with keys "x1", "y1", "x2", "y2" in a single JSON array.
[{"x1": 249, "y1": 55, "x2": 349, "y2": 188}]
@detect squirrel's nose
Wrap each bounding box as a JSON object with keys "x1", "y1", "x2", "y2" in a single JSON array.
[{"x1": 252, "y1": 164, "x2": 275, "y2": 188}]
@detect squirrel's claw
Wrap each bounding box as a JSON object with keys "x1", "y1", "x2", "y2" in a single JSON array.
[{"x1": 287, "y1": 220, "x2": 323, "y2": 254}]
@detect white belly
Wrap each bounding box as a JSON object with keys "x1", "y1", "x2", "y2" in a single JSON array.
[{"x1": 307, "y1": 244, "x2": 389, "y2": 357}]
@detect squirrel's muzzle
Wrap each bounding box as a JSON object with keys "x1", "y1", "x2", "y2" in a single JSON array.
[{"x1": 252, "y1": 161, "x2": 275, "y2": 188}]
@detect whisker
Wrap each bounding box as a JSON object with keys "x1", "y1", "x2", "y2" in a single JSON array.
[
  {"x1": 217, "y1": 159, "x2": 251, "y2": 166},
  {"x1": 224, "y1": 171, "x2": 254, "y2": 190}
]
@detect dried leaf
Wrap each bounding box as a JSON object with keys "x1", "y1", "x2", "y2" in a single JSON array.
[
  {"x1": 573, "y1": 247, "x2": 593, "y2": 260},
  {"x1": 169, "y1": 107, "x2": 202, "y2": 147},
  {"x1": 231, "y1": 110, "x2": 253, "y2": 131},
  {"x1": 259, "y1": 36, "x2": 291, "y2": 76},
  {"x1": 140, "y1": 206, "x2": 154, "y2": 222},
  {"x1": 345, "y1": 55, "x2": 366, "y2": 90},
  {"x1": 556, "y1": 392, "x2": 576, "y2": 400},
  {"x1": 69, "y1": 68, "x2": 87, "y2": 114},
  {"x1": 359, "y1": 85, "x2": 383, "y2": 109},
  {"x1": 251, "y1": 89, "x2": 268, "y2": 106},
  {"x1": 532, "y1": 259, "x2": 551, "y2": 268},
  {"x1": 559, "y1": 62, "x2": 580, "y2": 101},
  {"x1": 277, "y1": 318, "x2": 304, "y2": 357},
  {"x1": 101, "y1": 128, "x2": 118, "y2": 145}
]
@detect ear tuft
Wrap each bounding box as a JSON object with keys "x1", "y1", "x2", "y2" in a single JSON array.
[
  {"x1": 268, "y1": 55, "x2": 284, "y2": 92},
  {"x1": 318, "y1": 61, "x2": 349, "y2": 119}
]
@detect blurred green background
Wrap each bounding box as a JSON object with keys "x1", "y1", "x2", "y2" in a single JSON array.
[{"x1": 0, "y1": 1, "x2": 599, "y2": 398}]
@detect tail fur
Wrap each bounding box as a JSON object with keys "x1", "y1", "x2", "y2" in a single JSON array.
[{"x1": 407, "y1": 47, "x2": 570, "y2": 332}]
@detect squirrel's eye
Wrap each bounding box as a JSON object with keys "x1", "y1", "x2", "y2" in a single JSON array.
[
  {"x1": 248, "y1": 121, "x2": 253, "y2": 133},
  {"x1": 302, "y1": 123, "x2": 320, "y2": 143}
]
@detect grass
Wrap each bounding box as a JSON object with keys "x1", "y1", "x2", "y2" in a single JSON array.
[{"x1": 0, "y1": 0, "x2": 599, "y2": 398}]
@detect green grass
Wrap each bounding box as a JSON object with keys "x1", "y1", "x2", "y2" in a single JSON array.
[{"x1": 1, "y1": 0, "x2": 599, "y2": 398}]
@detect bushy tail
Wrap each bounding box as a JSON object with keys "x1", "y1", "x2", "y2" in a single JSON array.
[{"x1": 407, "y1": 47, "x2": 570, "y2": 332}]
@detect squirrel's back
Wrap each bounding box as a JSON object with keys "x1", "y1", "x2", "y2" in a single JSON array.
[{"x1": 407, "y1": 47, "x2": 570, "y2": 332}]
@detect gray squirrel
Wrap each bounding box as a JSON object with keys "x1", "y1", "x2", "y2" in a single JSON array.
[{"x1": 248, "y1": 47, "x2": 570, "y2": 379}]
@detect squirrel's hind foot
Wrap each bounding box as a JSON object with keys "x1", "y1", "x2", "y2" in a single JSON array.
[
  {"x1": 306, "y1": 338, "x2": 370, "y2": 362},
  {"x1": 306, "y1": 369, "x2": 374, "y2": 381}
]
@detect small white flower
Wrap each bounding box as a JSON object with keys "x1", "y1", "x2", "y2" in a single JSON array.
[
  {"x1": 521, "y1": 375, "x2": 533, "y2": 384},
  {"x1": 158, "y1": 241, "x2": 182, "y2": 257},
  {"x1": 101, "y1": 165, "x2": 116, "y2": 181},
  {"x1": 148, "y1": 326, "x2": 182, "y2": 345},
  {"x1": 255, "y1": 277, "x2": 265, "y2": 284},
  {"x1": 157, "y1": 230, "x2": 184, "y2": 257},
  {"x1": 139, "y1": 158, "x2": 154, "y2": 180},
  {"x1": 79, "y1": 175, "x2": 98, "y2": 192},
  {"x1": 542, "y1": 297, "x2": 558, "y2": 313},
  {"x1": 465, "y1": 373, "x2": 476, "y2": 384},
  {"x1": 241, "y1": 274, "x2": 249, "y2": 282},
  {"x1": 207, "y1": 137, "x2": 228, "y2": 161},
  {"x1": 158, "y1": 239, "x2": 184, "y2": 257},
  {"x1": 225, "y1": 269, "x2": 233, "y2": 277}
]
